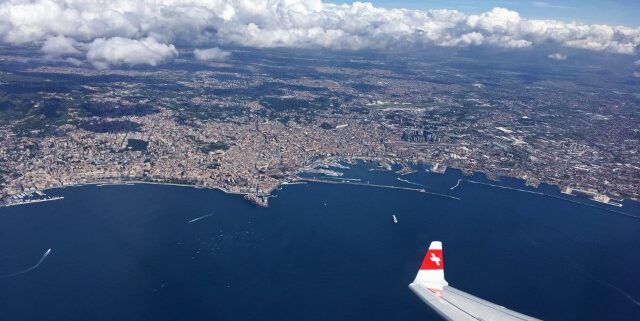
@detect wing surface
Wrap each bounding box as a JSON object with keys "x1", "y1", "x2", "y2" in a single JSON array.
[{"x1": 409, "y1": 241, "x2": 541, "y2": 321}]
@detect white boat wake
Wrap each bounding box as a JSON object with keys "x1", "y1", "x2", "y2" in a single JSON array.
[
  {"x1": 188, "y1": 213, "x2": 213, "y2": 224},
  {"x1": 0, "y1": 248, "x2": 52, "y2": 278}
]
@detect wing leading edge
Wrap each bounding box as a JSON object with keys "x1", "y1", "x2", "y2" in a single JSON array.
[{"x1": 409, "y1": 241, "x2": 542, "y2": 321}]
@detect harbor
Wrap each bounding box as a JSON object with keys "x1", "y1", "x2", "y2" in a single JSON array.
[
  {"x1": 299, "y1": 178, "x2": 461, "y2": 201},
  {"x1": 1, "y1": 190, "x2": 64, "y2": 207}
]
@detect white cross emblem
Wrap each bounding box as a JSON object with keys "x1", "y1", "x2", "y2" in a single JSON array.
[{"x1": 430, "y1": 252, "x2": 441, "y2": 266}]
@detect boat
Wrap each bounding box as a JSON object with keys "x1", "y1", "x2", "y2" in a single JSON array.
[{"x1": 392, "y1": 215, "x2": 398, "y2": 224}]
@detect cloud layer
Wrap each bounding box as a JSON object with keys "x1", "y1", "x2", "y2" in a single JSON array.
[{"x1": 0, "y1": 0, "x2": 638, "y2": 67}]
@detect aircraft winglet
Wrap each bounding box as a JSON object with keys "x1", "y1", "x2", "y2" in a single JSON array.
[
  {"x1": 408, "y1": 241, "x2": 542, "y2": 320},
  {"x1": 413, "y1": 241, "x2": 448, "y2": 290}
]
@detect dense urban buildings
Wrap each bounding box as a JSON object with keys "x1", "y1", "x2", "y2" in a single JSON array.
[{"x1": 1, "y1": 48, "x2": 639, "y2": 206}]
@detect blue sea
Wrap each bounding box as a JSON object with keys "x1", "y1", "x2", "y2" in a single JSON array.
[{"x1": 1, "y1": 162, "x2": 639, "y2": 321}]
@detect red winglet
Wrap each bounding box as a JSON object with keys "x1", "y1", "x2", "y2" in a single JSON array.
[{"x1": 420, "y1": 244, "x2": 444, "y2": 270}]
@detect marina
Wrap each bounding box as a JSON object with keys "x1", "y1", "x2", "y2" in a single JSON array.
[{"x1": 2, "y1": 190, "x2": 64, "y2": 207}]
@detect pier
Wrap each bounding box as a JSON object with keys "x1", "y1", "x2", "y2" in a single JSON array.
[
  {"x1": 452, "y1": 179, "x2": 640, "y2": 220},
  {"x1": 300, "y1": 178, "x2": 461, "y2": 201},
  {"x1": 3, "y1": 196, "x2": 64, "y2": 207}
]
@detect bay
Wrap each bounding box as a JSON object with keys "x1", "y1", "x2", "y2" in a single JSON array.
[{"x1": 1, "y1": 163, "x2": 639, "y2": 321}]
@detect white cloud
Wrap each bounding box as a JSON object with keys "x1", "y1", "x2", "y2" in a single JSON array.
[
  {"x1": 634, "y1": 60, "x2": 640, "y2": 66},
  {"x1": 0, "y1": 1, "x2": 637, "y2": 68},
  {"x1": 194, "y1": 47, "x2": 231, "y2": 61},
  {"x1": 634, "y1": 72, "x2": 640, "y2": 78},
  {"x1": 86, "y1": 37, "x2": 178, "y2": 68},
  {"x1": 548, "y1": 53, "x2": 567, "y2": 60},
  {"x1": 41, "y1": 35, "x2": 81, "y2": 56},
  {"x1": 65, "y1": 57, "x2": 83, "y2": 66}
]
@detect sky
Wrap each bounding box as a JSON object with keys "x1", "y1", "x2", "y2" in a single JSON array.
[
  {"x1": 348, "y1": 0, "x2": 640, "y2": 26},
  {"x1": 0, "y1": 0, "x2": 638, "y2": 68}
]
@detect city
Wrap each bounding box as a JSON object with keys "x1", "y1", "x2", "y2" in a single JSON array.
[{"x1": 1, "y1": 48, "x2": 638, "y2": 207}]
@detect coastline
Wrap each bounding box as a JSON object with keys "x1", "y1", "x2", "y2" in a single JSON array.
[
  {"x1": 2, "y1": 196, "x2": 65, "y2": 207},
  {"x1": 0, "y1": 180, "x2": 252, "y2": 209},
  {"x1": 1, "y1": 157, "x2": 638, "y2": 212},
  {"x1": 309, "y1": 156, "x2": 637, "y2": 206},
  {"x1": 450, "y1": 179, "x2": 640, "y2": 221}
]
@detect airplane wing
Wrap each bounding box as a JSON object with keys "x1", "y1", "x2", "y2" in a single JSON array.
[{"x1": 409, "y1": 241, "x2": 542, "y2": 321}]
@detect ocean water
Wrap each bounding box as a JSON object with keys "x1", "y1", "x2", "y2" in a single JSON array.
[{"x1": 1, "y1": 163, "x2": 639, "y2": 321}]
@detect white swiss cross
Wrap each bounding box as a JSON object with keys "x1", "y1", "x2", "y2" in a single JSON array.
[{"x1": 430, "y1": 252, "x2": 441, "y2": 266}]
